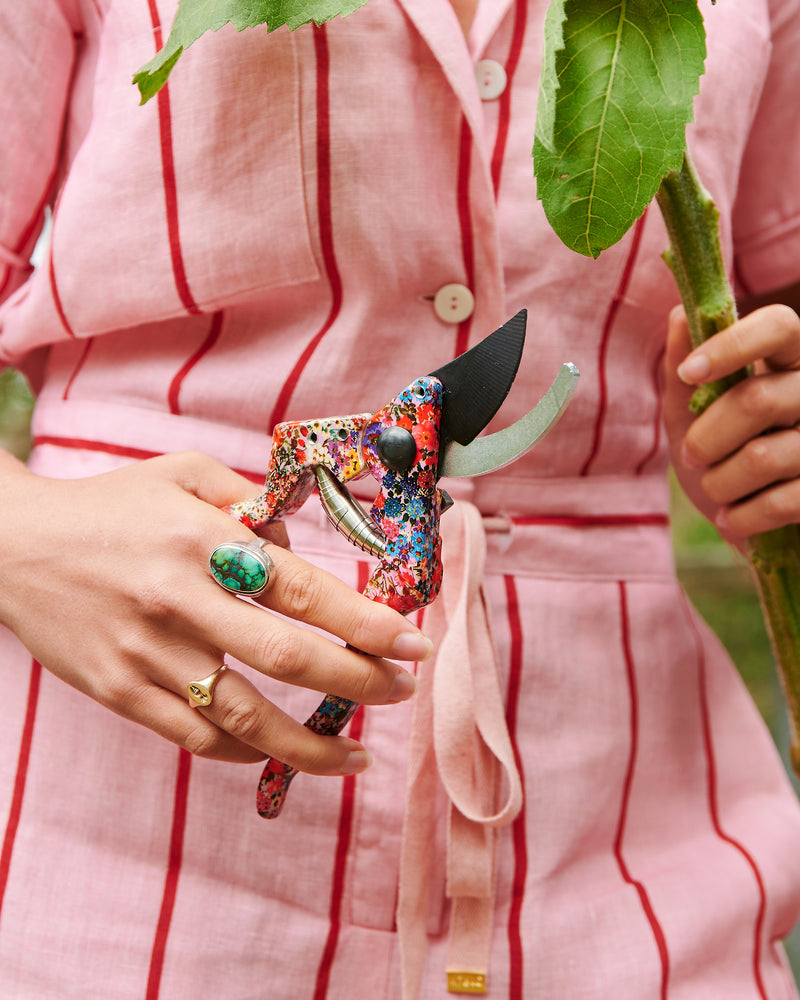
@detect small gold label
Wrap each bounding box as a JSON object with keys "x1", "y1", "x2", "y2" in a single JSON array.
[{"x1": 447, "y1": 971, "x2": 487, "y2": 994}]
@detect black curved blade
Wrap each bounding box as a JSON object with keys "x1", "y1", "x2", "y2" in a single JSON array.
[{"x1": 428, "y1": 309, "x2": 527, "y2": 446}]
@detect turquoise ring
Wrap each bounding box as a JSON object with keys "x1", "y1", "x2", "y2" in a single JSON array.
[{"x1": 209, "y1": 540, "x2": 275, "y2": 597}]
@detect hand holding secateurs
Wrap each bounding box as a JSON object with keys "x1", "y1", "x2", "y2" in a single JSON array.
[{"x1": 206, "y1": 310, "x2": 579, "y2": 818}]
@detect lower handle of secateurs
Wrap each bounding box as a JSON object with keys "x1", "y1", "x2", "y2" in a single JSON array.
[{"x1": 255, "y1": 694, "x2": 360, "y2": 819}]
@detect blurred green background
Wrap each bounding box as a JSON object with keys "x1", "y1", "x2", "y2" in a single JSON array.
[
  {"x1": 0, "y1": 368, "x2": 33, "y2": 460},
  {"x1": 670, "y1": 477, "x2": 792, "y2": 758},
  {"x1": 670, "y1": 474, "x2": 800, "y2": 976},
  {"x1": 0, "y1": 366, "x2": 798, "y2": 974}
]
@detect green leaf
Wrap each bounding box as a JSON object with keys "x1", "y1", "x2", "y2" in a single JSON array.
[
  {"x1": 133, "y1": 0, "x2": 372, "y2": 103},
  {"x1": 533, "y1": 0, "x2": 706, "y2": 258},
  {"x1": 533, "y1": 0, "x2": 566, "y2": 156}
]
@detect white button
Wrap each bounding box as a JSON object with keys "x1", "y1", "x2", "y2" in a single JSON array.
[
  {"x1": 475, "y1": 59, "x2": 507, "y2": 101},
  {"x1": 433, "y1": 283, "x2": 475, "y2": 324}
]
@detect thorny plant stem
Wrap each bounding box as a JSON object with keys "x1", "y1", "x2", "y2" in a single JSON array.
[{"x1": 657, "y1": 150, "x2": 800, "y2": 775}]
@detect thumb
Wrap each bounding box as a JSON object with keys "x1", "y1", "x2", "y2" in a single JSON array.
[{"x1": 165, "y1": 450, "x2": 292, "y2": 550}]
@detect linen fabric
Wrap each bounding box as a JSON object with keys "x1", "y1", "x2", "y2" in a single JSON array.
[{"x1": 2, "y1": 0, "x2": 800, "y2": 997}]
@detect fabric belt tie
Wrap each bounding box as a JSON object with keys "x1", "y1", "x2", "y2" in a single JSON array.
[{"x1": 396, "y1": 501, "x2": 523, "y2": 997}]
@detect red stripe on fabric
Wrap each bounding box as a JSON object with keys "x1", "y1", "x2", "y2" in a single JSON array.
[
  {"x1": 34, "y1": 435, "x2": 162, "y2": 461},
  {"x1": 683, "y1": 593, "x2": 769, "y2": 1000},
  {"x1": 0, "y1": 660, "x2": 42, "y2": 925},
  {"x1": 269, "y1": 24, "x2": 342, "y2": 430},
  {"x1": 503, "y1": 576, "x2": 528, "y2": 1000},
  {"x1": 146, "y1": 0, "x2": 200, "y2": 316},
  {"x1": 31, "y1": 435, "x2": 263, "y2": 483},
  {"x1": 313, "y1": 706, "x2": 365, "y2": 1000},
  {"x1": 635, "y1": 344, "x2": 666, "y2": 475},
  {"x1": 167, "y1": 311, "x2": 224, "y2": 415},
  {"x1": 580, "y1": 213, "x2": 648, "y2": 476},
  {"x1": 62, "y1": 338, "x2": 94, "y2": 400},
  {"x1": 615, "y1": 582, "x2": 670, "y2": 997},
  {"x1": 145, "y1": 748, "x2": 192, "y2": 1000},
  {"x1": 0, "y1": 261, "x2": 18, "y2": 305},
  {"x1": 146, "y1": 0, "x2": 163, "y2": 44},
  {"x1": 49, "y1": 243, "x2": 76, "y2": 338},
  {"x1": 511, "y1": 513, "x2": 668, "y2": 528},
  {"x1": 490, "y1": 0, "x2": 527, "y2": 197},
  {"x1": 0, "y1": 158, "x2": 60, "y2": 302},
  {"x1": 313, "y1": 558, "x2": 370, "y2": 998},
  {"x1": 454, "y1": 115, "x2": 475, "y2": 359}
]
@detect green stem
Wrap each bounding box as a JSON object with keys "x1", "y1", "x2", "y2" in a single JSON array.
[
  {"x1": 657, "y1": 150, "x2": 800, "y2": 776},
  {"x1": 655, "y1": 153, "x2": 745, "y2": 414},
  {"x1": 745, "y1": 526, "x2": 800, "y2": 775}
]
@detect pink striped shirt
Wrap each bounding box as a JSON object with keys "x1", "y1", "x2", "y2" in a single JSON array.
[{"x1": 2, "y1": 1, "x2": 800, "y2": 997}]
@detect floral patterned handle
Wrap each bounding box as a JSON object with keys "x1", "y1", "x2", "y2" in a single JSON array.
[
  {"x1": 256, "y1": 693, "x2": 361, "y2": 818},
  {"x1": 227, "y1": 375, "x2": 446, "y2": 817}
]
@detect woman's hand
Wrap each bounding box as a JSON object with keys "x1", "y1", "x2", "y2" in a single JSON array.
[
  {"x1": 0, "y1": 450, "x2": 430, "y2": 773},
  {"x1": 663, "y1": 302, "x2": 800, "y2": 542}
]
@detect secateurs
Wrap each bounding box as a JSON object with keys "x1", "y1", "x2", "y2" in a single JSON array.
[{"x1": 225, "y1": 310, "x2": 579, "y2": 818}]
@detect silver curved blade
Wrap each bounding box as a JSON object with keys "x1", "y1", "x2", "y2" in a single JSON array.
[{"x1": 438, "y1": 362, "x2": 579, "y2": 479}]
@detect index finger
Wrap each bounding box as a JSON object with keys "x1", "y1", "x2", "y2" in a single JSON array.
[
  {"x1": 677, "y1": 304, "x2": 800, "y2": 385},
  {"x1": 234, "y1": 541, "x2": 433, "y2": 663}
]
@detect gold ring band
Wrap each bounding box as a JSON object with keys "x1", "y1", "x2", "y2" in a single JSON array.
[{"x1": 187, "y1": 663, "x2": 229, "y2": 708}]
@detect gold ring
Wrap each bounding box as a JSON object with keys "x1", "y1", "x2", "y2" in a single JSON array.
[{"x1": 187, "y1": 663, "x2": 229, "y2": 708}]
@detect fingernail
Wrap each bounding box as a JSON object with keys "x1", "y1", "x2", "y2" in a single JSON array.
[
  {"x1": 393, "y1": 631, "x2": 434, "y2": 662},
  {"x1": 715, "y1": 509, "x2": 729, "y2": 532},
  {"x1": 389, "y1": 669, "x2": 417, "y2": 703},
  {"x1": 339, "y1": 749, "x2": 372, "y2": 775},
  {"x1": 680, "y1": 443, "x2": 704, "y2": 469},
  {"x1": 677, "y1": 352, "x2": 711, "y2": 384},
  {"x1": 714, "y1": 510, "x2": 745, "y2": 549}
]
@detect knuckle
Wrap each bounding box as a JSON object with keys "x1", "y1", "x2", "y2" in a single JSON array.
[
  {"x1": 340, "y1": 662, "x2": 374, "y2": 705},
  {"x1": 699, "y1": 471, "x2": 726, "y2": 505},
  {"x1": 758, "y1": 488, "x2": 794, "y2": 527},
  {"x1": 737, "y1": 377, "x2": 775, "y2": 422},
  {"x1": 351, "y1": 603, "x2": 395, "y2": 652},
  {"x1": 770, "y1": 304, "x2": 800, "y2": 340},
  {"x1": 278, "y1": 563, "x2": 327, "y2": 622},
  {"x1": 133, "y1": 542, "x2": 208, "y2": 618},
  {"x1": 113, "y1": 623, "x2": 155, "y2": 663},
  {"x1": 182, "y1": 722, "x2": 227, "y2": 759},
  {"x1": 99, "y1": 673, "x2": 154, "y2": 718},
  {"x1": 217, "y1": 698, "x2": 267, "y2": 745},
  {"x1": 723, "y1": 322, "x2": 750, "y2": 362},
  {"x1": 168, "y1": 449, "x2": 213, "y2": 483},
  {"x1": 135, "y1": 576, "x2": 185, "y2": 622},
  {"x1": 166, "y1": 504, "x2": 217, "y2": 560},
  {"x1": 178, "y1": 448, "x2": 211, "y2": 467},
  {"x1": 296, "y1": 740, "x2": 335, "y2": 776},
  {"x1": 741, "y1": 438, "x2": 774, "y2": 478},
  {"x1": 682, "y1": 427, "x2": 708, "y2": 465},
  {"x1": 97, "y1": 673, "x2": 135, "y2": 712},
  {"x1": 250, "y1": 626, "x2": 305, "y2": 680}
]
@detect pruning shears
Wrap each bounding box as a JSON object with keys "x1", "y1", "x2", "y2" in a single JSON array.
[{"x1": 226, "y1": 310, "x2": 579, "y2": 818}]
